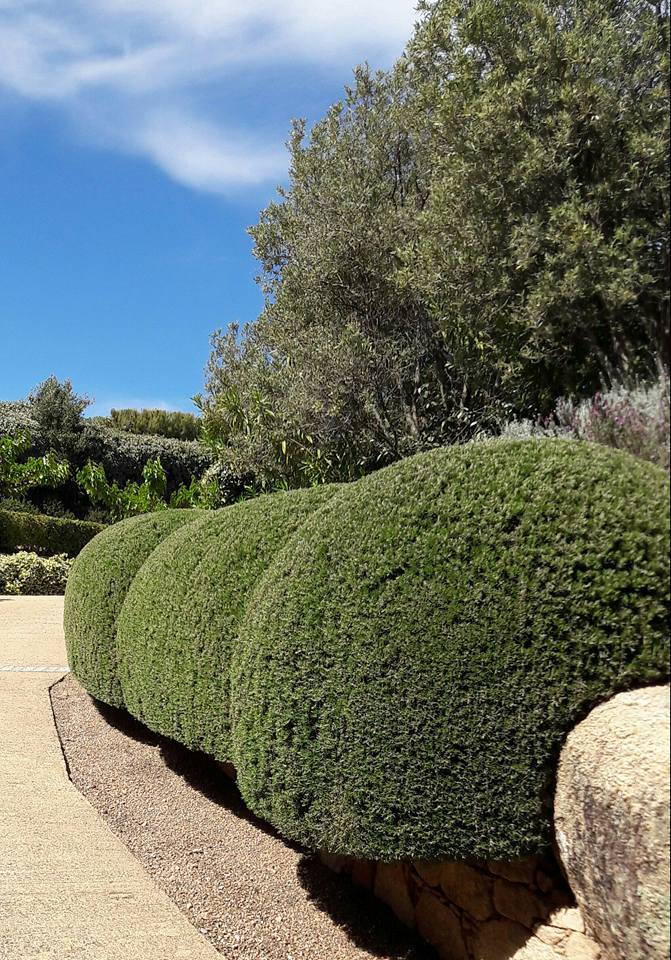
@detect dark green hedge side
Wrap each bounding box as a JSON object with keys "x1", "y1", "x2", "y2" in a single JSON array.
[
  {"x1": 115, "y1": 485, "x2": 338, "y2": 759},
  {"x1": 0, "y1": 509, "x2": 104, "y2": 558},
  {"x1": 63, "y1": 509, "x2": 204, "y2": 706},
  {"x1": 231, "y1": 439, "x2": 670, "y2": 862}
]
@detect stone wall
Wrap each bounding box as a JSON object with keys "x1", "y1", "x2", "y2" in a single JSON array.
[{"x1": 320, "y1": 851, "x2": 601, "y2": 960}]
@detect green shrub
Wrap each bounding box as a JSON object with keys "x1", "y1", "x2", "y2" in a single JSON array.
[
  {"x1": 29, "y1": 376, "x2": 90, "y2": 433},
  {"x1": 0, "y1": 432, "x2": 69, "y2": 498},
  {"x1": 116, "y1": 485, "x2": 338, "y2": 759},
  {"x1": 0, "y1": 404, "x2": 212, "y2": 499},
  {"x1": 231, "y1": 439, "x2": 670, "y2": 862},
  {"x1": 109, "y1": 407, "x2": 201, "y2": 441},
  {"x1": 0, "y1": 551, "x2": 72, "y2": 595},
  {"x1": 0, "y1": 401, "x2": 37, "y2": 437},
  {"x1": 0, "y1": 497, "x2": 41, "y2": 515},
  {"x1": 64, "y1": 509, "x2": 204, "y2": 707},
  {"x1": 76, "y1": 458, "x2": 168, "y2": 520},
  {"x1": 501, "y1": 375, "x2": 671, "y2": 471},
  {"x1": 0, "y1": 509, "x2": 104, "y2": 558},
  {"x1": 91, "y1": 430, "x2": 212, "y2": 493}
]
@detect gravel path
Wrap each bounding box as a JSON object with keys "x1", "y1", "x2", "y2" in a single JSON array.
[{"x1": 51, "y1": 674, "x2": 433, "y2": 960}]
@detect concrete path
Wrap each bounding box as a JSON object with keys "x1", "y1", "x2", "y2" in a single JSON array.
[{"x1": 0, "y1": 595, "x2": 220, "y2": 960}]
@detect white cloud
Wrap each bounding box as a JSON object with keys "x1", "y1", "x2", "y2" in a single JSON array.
[
  {"x1": 0, "y1": 0, "x2": 418, "y2": 193},
  {"x1": 128, "y1": 110, "x2": 287, "y2": 191}
]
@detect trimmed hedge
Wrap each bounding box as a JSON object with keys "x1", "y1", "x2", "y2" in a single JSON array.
[
  {"x1": 0, "y1": 550, "x2": 72, "y2": 595},
  {"x1": 0, "y1": 509, "x2": 104, "y2": 558},
  {"x1": 116, "y1": 485, "x2": 338, "y2": 759},
  {"x1": 64, "y1": 510, "x2": 204, "y2": 707},
  {"x1": 230, "y1": 440, "x2": 670, "y2": 861}
]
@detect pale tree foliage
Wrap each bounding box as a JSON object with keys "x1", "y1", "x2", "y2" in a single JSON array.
[{"x1": 201, "y1": 0, "x2": 670, "y2": 488}]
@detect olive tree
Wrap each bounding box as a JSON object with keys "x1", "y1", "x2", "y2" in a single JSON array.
[{"x1": 201, "y1": 0, "x2": 669, "y2": 487}]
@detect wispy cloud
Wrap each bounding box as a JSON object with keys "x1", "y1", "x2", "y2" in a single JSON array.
[
  {"x1": 129, "y1": 111, "x2": 287, "y2": 192},
  {"x1": 0, "y1": 0, "x2": 417, "y2": 193}
]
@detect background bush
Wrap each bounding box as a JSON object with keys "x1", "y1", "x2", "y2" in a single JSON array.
[
  {"x1": 0, "y1": 432, "x2": 69, "y2": 499},
  {"x1": 0, "y1": 509, "x2": 104, "y2": 558},
  {"x1": 1, "y1": 381, "x2": 213, "y2": 519},
  {"x1": 0, "y1": 401, "x2": 36, "y2": 436},
  {"x1": 84, "y1": 430, "x2": 212, "y2": 493},
  {"x1": 0, "y1": 551, "x2": 72, "y2": 595},
  {"x1": 501, "y1": 375, "x2": 670, "y2": 471},
  {"x1": 64, "y1": 510, "x2": 204, "y2": 706},
  {"x1": 0, "y1": 497, "x2": 42, "y2": 515},
  {"x1": 108, "y1": 407, "x2": 201, "y2": 441},
  {"x1": 116, "y1": 485, "x2": 338, "y2": 759},
  {"x1": 231, "y1": 439, "x2": 670, "y2": 862}
]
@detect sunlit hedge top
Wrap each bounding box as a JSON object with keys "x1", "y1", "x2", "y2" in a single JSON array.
[
  {"x1": 115, "y1": 485, "x2": 338, "y2": 760},
  {"x1": 64, "y1": 509, "x2": 204, "y2": 706},
  {"x1": 231, "y1": 439, "x2": 670, "y2": 861}
]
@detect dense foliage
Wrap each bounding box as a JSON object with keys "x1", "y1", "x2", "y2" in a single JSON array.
[
  {"x1": 0, "y1": 510, "x2": 103, "y2": 558},
  {"x1": 28, "y1": 377, "x2": 90, "y2": 433},
  {"x1": 116, "y1": 486, "x2": 338, "y2": 758},
  {"x1": 76, "y1": 458, "x2": 222, "y2": 519},
  {"x1": 231, "y1": 440, "x2": 670, "y2": 860},
  {"x1": 502, "y1": 373, "x2": 670, "y2": 469},
  {"x1": 108, "y1": 407, "x2": 201, "y2": 441},
  {"x1": 0, "y1": 432, "x2": 69, "y2": 498},
  {"x1": 0, "y1": 380, "x2": 213, "y2": 518},
  {"x1": 64, "y1": 510, "x2": 204, "y2": 706},
  {"x1": 200, "y1": 0, "x2": 669, "y2": 488},
  {"x1": 1, "y1": 422, "x2": 218, "y2": 522},
  {"x1": 0, "y1": 551, "x2": 72, "y2": 595},
  {"x1": 77, "y1": 431, "x2": 212, "y2": 496}
]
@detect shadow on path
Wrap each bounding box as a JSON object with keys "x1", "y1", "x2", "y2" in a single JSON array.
[
  {"x1": 296, "y1": 855, "x2": 434, "y2": 959},
  {"x1": 87, "y1": 693, "x2": 433, "y2": 960}
]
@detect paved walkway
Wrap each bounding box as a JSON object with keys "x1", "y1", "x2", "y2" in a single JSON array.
[{"x1": 0, "y1": 595, "x2": 219, "y2": 960}]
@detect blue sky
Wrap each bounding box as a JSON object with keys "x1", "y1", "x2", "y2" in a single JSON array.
[{"x1": 0, "y1": 1, "x2": 418, "y2": 415}]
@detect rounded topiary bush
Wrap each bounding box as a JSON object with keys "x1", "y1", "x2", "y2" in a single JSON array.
[
  {"x1": 115, "y1": 485, "x2": 337, "y2": 759},
  {"x1": 64, "y1": 509, "x2": 204, "y2": 706},
  {"x1": 231, "y1": 439, "x2": 670, "y2": 862}
]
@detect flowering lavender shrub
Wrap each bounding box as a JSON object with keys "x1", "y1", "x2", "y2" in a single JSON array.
[{"x1": 500, "y1": 375, "x2": 670, "y2": 470}]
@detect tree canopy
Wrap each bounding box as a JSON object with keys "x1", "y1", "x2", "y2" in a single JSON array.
[{"x1": 200, "y1": 0, "x2": 670, "y2": 488}]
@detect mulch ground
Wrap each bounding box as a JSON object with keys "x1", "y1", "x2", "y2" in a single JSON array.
[{"x1": 51, "y1": 674, "x2": 434, "y2": 960}]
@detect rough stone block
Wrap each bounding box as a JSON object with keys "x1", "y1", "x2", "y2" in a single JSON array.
[
  {"x1": 487, "y1": 858, "x2": 538, "y2": 885},
  {"x1": 471, "y1": 919, "x2": 557, "y2": 959},
  {"x1": 555, "y1": 685, "x2": 670, "y2": 960},
  {"x1": 493, "y1": 879, "x2": 546, "y2": 928},
  {"x1": 563, "y1": 932, "x2": 602, "y2": 960},
  {"x1": 547, "y1": 907, "x2": 584, "y2": 934},
  {"x1": 373, "y1": 862, "x2": 415, "y2": 929},
  {"x1": 415, "y1": 889, "x2": 469, "y2": 960},
  {"x1": 534, "y1": 924, "x2": 568, "y2": 947},
  {"x1": 414, "y1": 860, "x2": 443, "y2": 887},
  {"x1": 439, "y1": 861, "x2": 494, "y2": 922}
]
